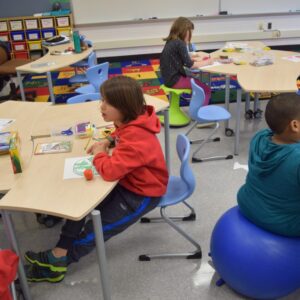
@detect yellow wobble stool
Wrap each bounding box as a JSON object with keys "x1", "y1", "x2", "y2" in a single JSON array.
[{"x1": 160, "y1": 85, "x2": 191, "y2": 127}]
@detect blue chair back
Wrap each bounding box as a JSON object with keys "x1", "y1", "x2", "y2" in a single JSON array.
[
  {"x1": 87, "y1": 51, "x2": 97, "y2": 67},
  {"x1": 86, "y1": 62, "x2": 109, "y2": 92},
  {"x1": 177, "y1": 134, "x2": 196, "y2": 195},
  {"x1": 67, "y1": 93, "x2": 100, "y2": 104},
  {"x1": 189, "y1": 78, "x2": 206, "y2": 120}
]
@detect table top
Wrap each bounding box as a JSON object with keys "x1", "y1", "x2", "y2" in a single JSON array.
[
  {"x1": 0, "y1": 95, "x2": 168, "y2": 219},
  {"x1": 16, "y1": 42, "x2": 93, "y2": 74},
  {"x1": 0, "y1": 101, "x2": 50, "y2": 192},
  {"x1": 201, "y1": 42, "x2": 299, "y2": 92}
]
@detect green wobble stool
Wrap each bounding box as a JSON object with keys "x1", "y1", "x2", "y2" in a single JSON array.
[{"x1": 160, "y1": 85, "x2": 191, "y2": 127}]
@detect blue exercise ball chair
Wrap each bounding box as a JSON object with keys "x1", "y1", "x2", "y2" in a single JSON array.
[{"x1": 210, "y1": 206, "x2": 300, "y2": 300}]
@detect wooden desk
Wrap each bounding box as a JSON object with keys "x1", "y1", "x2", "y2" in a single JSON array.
[
  {"x1": 200, "y1": 42, "x2": 299, "y2": 155},
  {"x1": 16, "y1": 42, "x2": 93, "y2": 103},
  {"x1": 0, "y1": 101, "x2": 50, "y2": 192},
  {"x1": 0, "y1": 96, "x2": 169, "y2": 300}
]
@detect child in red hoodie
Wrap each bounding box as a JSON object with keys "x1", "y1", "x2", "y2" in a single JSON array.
[{"x1": 25, "y1": 76, "x2": 169, "y2": 283}]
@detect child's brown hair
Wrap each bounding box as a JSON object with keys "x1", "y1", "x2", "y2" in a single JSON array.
[
  {"x1": 164, "y1": 17, "x2": 194, "y2": 42},
  {"x1": 100, "y1": 76, "x2": 146, "y2": 123}
]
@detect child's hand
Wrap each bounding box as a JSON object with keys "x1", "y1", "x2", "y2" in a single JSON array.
[{"x1": 87, "y1": 140, "x2": 110, "y2": 155}]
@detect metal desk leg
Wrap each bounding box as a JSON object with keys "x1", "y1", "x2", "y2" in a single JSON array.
[
  {"x1": 234, "y1": 89, "x2": 242, "y2": 155},
  {"x1": 2, "y1": 211, "x2": 31, "y2": 300},
  {"x1": 91, "y1": 210, "x2": 111, "y2": 300},
  {"x1": 162, "y1": 109, "x2": 170, "y2": 174},
  {"x1": 253, "y1": 93, "x2": 260, "y2": 112},
  {"x1": 224, "y1": 75, "x2": 230, "y2": 129},
  {"x1": 17, "y1": 71, "x2": 26, "y2": 101},
  {"x1": 46, "y1": 71, "x2": 55, "y2": 104}
]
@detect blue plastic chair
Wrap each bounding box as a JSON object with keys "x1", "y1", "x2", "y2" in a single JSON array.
[
  {"x1": 139, "y1": 134, "x2": 202, "y2": 261},
  {"x1": 185, "y1": 78, "x2": 233, "y2": 163},
  {"x1": 75, "y1": 62, "x2": 109, "y2": 94},
  {"x1": 69, "y1": 51, "x2": 97, "y2": 84},
  {"x1": 67, "y1": 93, "x2": 100, "y2": 104}
]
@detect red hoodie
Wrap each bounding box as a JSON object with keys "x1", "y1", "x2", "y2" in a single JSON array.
[
  {"x1": 93, "y1": 105, "x2": 168, "y2": 197},
  {"x1": 0, "y1": 250, "x2": 19, "y2": 300}
]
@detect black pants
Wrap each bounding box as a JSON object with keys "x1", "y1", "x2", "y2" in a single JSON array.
[{"x1": 56, "y1": 184, "x2": 160, "y2": 263}]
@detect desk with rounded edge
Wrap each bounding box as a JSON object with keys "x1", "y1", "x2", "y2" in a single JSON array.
[
  {"x1": 0, "y1": 95, "x2": 169, "y2": 300},
  {"x1": 200, "y1": 42, "x2": 299, "y2": 155},
  {"x1": 16, "y1": 42, "x2": 93, "y2": 104}
]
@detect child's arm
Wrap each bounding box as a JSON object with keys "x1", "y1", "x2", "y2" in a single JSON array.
[
  {"x1": 92, "y1": 142, "x2": 143, "y2": 181},
  {"x1": 192, "y1": 57, "x2": 214, "y2": 68},
  {"x1": 87, "y1": 139, "x2": 110, "y2": 155}
]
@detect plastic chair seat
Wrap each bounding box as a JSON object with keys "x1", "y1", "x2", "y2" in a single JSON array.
[
  {"x1": 160, "y1": 85, "x2": 191, "y2": 127},
  {"x1": 69, "y1": 74, "x2": 89, "y2": 84},
  {"x1": 158, "y1": 176, "x2": 189, "y2": 207},
  {"x1": 197, "y1": 105, "x2": 231, "y2": 123},
  {"x1": 67, "y1": 93, "x2": 100, "y2": 104},
  {"x1": 75, "y1": 84, "x2": 95, "y2": 93}
]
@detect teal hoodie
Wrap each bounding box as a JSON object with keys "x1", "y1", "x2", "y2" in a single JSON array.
[{"x1": 238, "y1": 129, "x2": 300, "y2": 236}]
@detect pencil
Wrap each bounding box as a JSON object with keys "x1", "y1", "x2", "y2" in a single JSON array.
[{"x1": 84, "y1": 137, "x2": 92, "y2": 150}]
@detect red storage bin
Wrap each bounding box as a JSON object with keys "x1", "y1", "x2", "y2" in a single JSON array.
[
  {"x1": 12, "y1": 41, "x2": 27, "y2": 52},
  {"x1": 14, "y1": 51, "x2": 29, "y2": 59},
  {"x1": 0, "y1": 32, "x2": 9, "y2": 42}
]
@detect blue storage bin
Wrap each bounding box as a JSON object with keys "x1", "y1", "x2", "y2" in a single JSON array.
[
  {"x1": 41, "y1": 28, "x2": 56, "y2": 39},
  {"x1": 26, "y1": 29, "x2": 41, "y2": 40},
  {"x1": 10, "y1": 30, "x2": 25, "y2": 41}
]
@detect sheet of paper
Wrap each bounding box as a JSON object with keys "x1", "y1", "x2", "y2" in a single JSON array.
[
  {"x1": 201, "y1": 61, "x2": 221, "y2": 69},
  {"x1": 233, "y1": 161, "x2": 248, "y2": 172},
  {"x1": 0, "y1": 119, "x2": 15, "y2": 131},
  {"x1": 281, "y1": 56, "x2": 300, "y2": 63},
  {"x1": 63, "y1": 156, "x2": 99, "y2": 180}
]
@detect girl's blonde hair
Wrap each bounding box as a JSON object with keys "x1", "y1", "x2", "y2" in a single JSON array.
[{"x1": 163, "y1": 17, "x2": 194, "y2": 42}]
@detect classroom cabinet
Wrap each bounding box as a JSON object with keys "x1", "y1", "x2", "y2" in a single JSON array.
[{"x1": 0, "y1": 14, "x2": 73, "y2": 59}]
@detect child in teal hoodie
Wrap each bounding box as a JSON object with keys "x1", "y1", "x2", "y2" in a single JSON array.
[{"x1": 238, "y1": 92, "x2": 300, "y2": 237}]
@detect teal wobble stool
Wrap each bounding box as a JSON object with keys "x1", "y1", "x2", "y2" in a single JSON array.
[{"x1": 160, "y1": 85, "x2": 191, "y2": 127}]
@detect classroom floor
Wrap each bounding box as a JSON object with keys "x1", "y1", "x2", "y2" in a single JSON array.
[{"x1": 1, "y1": 100, "x2": 300, "y2": 300}]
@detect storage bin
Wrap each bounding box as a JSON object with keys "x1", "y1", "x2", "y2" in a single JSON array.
[
  {"x1": 56, "y1": 16, "x2": 70, "y2": 28},
  {"x1": 24, "y1": 19, "x2": 39, "y2": 30},
  {"x1": 57, "y1": 27, "x2": 71, "y2": 37},
  {"x1": 41, "y1": 28, "x2": 56, "y2": 39},
  {"x1": 10, "y1": 30, "x2": 25, "y2": 41},
  {"x1": 0, "y1": 32, "x2": 9, "y2": 42},
  {"x1": 14, "y1": 51, "x2": 29, "y2": 59},
  {"x1": 12, "y1": 41, "x2": 27, "y2": 52},
  {"x1": 40, "y1": 17, "x2": 54, "y2": 29},
  {"x1": 28, "y1": 40, "x2": 42, "y2": 51},
  {"x1": 9, "y1": 20, "x2": 23, "y2": 31},
  {"x1": 26, "y1": 29, "x2": 41, "y2": 40},
  {"x1": 0, "y1": 21, "x2": 8, "y2": 32}
]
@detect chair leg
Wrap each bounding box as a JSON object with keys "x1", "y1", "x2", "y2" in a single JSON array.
[
  {"x1": 140, "y1": 200, "x2": 196, "y2": 223},
  {"x1": 192, "y1": 122, "x2": 233, "y2": 163},
  {"x1": 185, "y1": 121, "x2": 220, "y2": 144},
  {"x1": 139, "y1": 207, "x2": 202, "y2": 261}
]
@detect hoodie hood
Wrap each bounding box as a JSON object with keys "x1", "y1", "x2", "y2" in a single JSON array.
[
  {"x1": 119, "y1": 105, "x2": 161, "y2": 134},
  {"x1": 249, "y1": 129, "x2": 298, "y2": 176}
]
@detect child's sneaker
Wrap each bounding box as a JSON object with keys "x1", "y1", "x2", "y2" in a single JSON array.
[
  {"x1": 25, "y1": 250, "x2": 67, "y2": 273},
  {"x1": 25, "y1": 264, "x2": 65, "y2": 283}
]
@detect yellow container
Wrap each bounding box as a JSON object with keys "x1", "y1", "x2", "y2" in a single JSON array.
[
  {"x1": 57, "y1": 27, "x2": 71, "y2": 37},
  {"x1": 9, "y1": 132, "x2": 22, "y2": 174},
  {"x1": 28, "y1": 40, "x2": 42, "y2": 50}
]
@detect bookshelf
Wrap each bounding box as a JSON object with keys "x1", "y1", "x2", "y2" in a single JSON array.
[{"x1": 0, "y1": 14, "x2": 73, "y2": 59}]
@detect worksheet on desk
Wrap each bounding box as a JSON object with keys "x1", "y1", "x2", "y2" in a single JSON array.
[
  {"x1": 63, "y1": 155, "x2": 99, "y2": 179},
  {"x1": 0, "y1": 119, "x2": 15, "y2": 131}
]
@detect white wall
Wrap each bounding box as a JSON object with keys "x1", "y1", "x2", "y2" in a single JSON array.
[
  {"x1": 71, "y1": 0, "x2": 219, "y2": 24},
  {"x1": 75, "y1": 13, "x2": 300, "y2": 58},
  {"x1": 221, "y1": 0, "x2": 300, "y2": 14}
]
